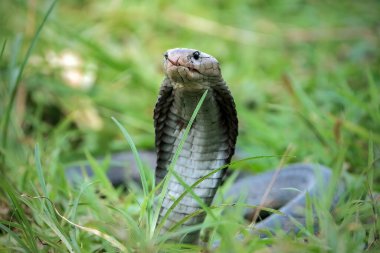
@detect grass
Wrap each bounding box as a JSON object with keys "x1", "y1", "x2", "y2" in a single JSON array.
[{"x1": 1, "y1": 0, "x2": 379, "y2": 252}]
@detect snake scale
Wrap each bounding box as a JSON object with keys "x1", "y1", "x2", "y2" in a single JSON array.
[{"x1": 67, "y1": 48, "x2": 343, "y2": 245}]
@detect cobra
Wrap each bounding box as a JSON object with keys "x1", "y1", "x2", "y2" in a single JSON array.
[{"x1": 67, "y1": 48, "x2": 342, "y2": 244}]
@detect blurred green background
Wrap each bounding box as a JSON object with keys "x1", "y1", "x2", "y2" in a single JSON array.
[{"x1": 1, "y1": 0, "x2": 379, "y2": 178}]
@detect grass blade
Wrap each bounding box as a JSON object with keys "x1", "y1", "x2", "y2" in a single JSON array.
[
  {"x1": 112, "y1": 117, "x2": 151, "y2": 195},
  {"x1": 112, "y1": 116, "x2": 154, "y2": 235},
  {"x1": 32, "y1": 144, "x2": 76, "y2": 252},
  {"x1": 84, "y1": 151, "x2": 118, "y2": 201},
  {"x1": 0, "y1": 40, "x2": 6, "y2": 60},
  {"x1": 35, "y1": 143, "x2": 48, "y2": 197},
  {"x1": 1, "y1": 0, "x2": 57, "y2": 150},
  {"x1": 0, "y1": 223, "x2": 31, "y2": 251},
  {"x1": 0, "y1": 177, "x2": 38, "y2": 251}
]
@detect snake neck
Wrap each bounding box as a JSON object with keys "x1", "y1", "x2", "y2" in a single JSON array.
[{"x1": 172, "y1": 87, "x2": 213, "y2": 122}]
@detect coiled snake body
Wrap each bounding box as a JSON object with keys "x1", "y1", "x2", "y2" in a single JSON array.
[{"x1": 67, "y1": 48, "x2": 342, "y2": 244}]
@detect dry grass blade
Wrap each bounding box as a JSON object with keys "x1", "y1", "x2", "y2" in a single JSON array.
[{"x1": 21, "y1": 194, "x2": 128, "y2": 253}]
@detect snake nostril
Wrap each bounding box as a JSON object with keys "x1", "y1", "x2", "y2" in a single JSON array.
[{"x1": 164, "y1": 52, "x2": 169, "y2": 59}]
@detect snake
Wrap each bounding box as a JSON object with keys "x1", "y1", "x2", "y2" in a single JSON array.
[{"x1": 66, "y1": 48, "x2": 343, "y2": 245}]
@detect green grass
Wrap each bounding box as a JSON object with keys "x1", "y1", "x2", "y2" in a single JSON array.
[{"x1": 1, "y1": 0, "x2": 379, "y2": 252}]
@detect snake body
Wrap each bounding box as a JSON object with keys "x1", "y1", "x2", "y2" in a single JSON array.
[
  {"x1": 66, "y1": 48, "x2": 342, "y2": 245},
  {"x1": 154, "y1": 48, "x2": 238, "y2": 242}
]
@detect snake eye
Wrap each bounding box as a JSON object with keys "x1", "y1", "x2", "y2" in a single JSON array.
[
  {"x1": 164, "y1": 52, "x2": 168, "y2": 59},
  {"x1": 192, "y1": 51, "x2": 200, "y2": 60}
]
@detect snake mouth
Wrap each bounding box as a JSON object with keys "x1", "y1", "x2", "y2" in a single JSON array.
[
  {"x1": 167, "y1": 58, "x2": 201, "y2": 74},
  {"x1": 187, "y1": 66, "x2": 201, "y2": 74}
]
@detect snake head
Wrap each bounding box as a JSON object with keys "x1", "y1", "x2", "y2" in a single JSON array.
[{"x1": 163, "y1": 48, "x2": 221, "y2": 85}]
